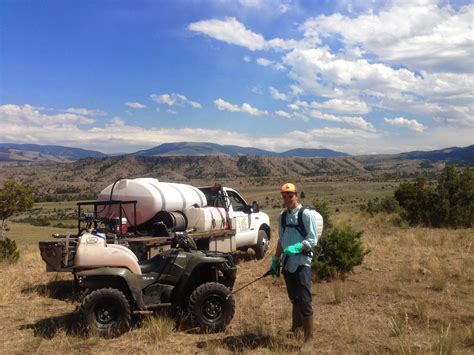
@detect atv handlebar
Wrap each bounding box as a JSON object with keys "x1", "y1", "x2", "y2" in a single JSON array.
[{"x1": 165, "y1": 227, "x2": 198, "y2": 252}]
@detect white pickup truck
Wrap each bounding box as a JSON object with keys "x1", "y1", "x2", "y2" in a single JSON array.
[{"x1": 198, "y1": 185, "x2": 271, "y2": 259}]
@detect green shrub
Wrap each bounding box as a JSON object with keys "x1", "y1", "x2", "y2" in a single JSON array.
[
  {"x1": 0, "y1": 237, "x2": 20, "y2": 263},
  {"x1": 365, "y1": 196, "x2": 400, "y2": 216},
  {"x1": 312, "y1": 226, "x2": 369, "y2": 281},
  {"x1": 394, "y1": 166, "x2": 473, "y2": 228}
]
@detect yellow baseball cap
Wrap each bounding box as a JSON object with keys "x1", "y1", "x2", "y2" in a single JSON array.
[{"x1": 280, "y1": 183, "x2": 297, "y2": 193}]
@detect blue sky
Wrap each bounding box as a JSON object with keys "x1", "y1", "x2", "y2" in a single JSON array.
[{"x1": 0, "y1": 0, "x2": 472, "y2": 154}]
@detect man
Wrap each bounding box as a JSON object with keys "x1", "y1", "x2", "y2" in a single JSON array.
[{"x1": 271, "y1": 182, "x2": 318, "y2": 352}]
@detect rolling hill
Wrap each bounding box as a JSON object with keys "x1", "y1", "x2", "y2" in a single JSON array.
[
  {"x1": 1, "y1": 142, "x2": 472, "y2": 167},
  {"x1": 0, "y1": 143, "x2": 107, "y2": 162},
  {"x1": 400, "y1": 145, "x2": 474, "y2": 165},
  {"x1": 131, "y1": 142, "x2": 349, "y2": 157}
]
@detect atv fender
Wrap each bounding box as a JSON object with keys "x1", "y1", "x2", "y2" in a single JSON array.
[
  {"x1": 173, "y1": 255, "x2": 236, "y2": 305},
  {"x1": 76, "y1": 267, "x2": 155, "y2": 309}
]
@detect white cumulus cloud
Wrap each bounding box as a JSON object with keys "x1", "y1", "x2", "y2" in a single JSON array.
[
  {"x1": 214, "y1": 98, "x2": 268, "y2": 116},
  {"x1": 302, "y1": 1, "x2": 473, "y2": 74},
  {"x1": 275, "y1": 110, "x2": 308, "y2": 121},
  {"x1": 150, "y1": 93, "x2": 202, "y2": 109},
  {"x1": 1, "y1": 104, "x2": 95, "y2": 125},
  {"x1": 308, "y1": 110, "x2": 375, "y2": 132},
  {"x1": 384, "y1": 117, "x2": 425, "y2": 132},
  {"x1": 65, "y1": 107, "x2": 106, "y2": 116},
  {"x1": 310, "y1": 98, "x2": 371, "y2": 115},
  {"x1": 125, "y1": 102, "x2": 146, "y2": 109},
  {"x1": 189, "y1": 17, "x2": 300, "y2": 52},
  {"x1": 188, "y1": 17, "x2": 266, "y2": 51},
  {"x1": 269, "y1": 87, "x2": 290, "y2": 101},
  {"x1": 214, "y1": 98, "x2": 240, "y2": 112},
  {"x1": 256, "y1": 57, "x2": 286, "y2": 71}
]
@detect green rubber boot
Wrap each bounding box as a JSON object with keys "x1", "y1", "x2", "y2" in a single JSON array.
[
  {"x1": 300, "y1": 315, "x2": 314, "y2": 354},
  {"x1": 291, "y1": 304, "x2": 303, "y2": 332}
]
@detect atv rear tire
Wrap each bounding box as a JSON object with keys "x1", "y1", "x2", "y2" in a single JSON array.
[
  {"x1": 253, "y1": 229, "x2": 269, "y2": 260},
  {"x1": 80, "y1": 288, "x2": 131, "y2": 338},
  {"x1": 188, "y1": 282, "x2": 235, "y2": 333}
]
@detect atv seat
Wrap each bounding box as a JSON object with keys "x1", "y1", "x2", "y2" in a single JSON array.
[{"x1": 139, "y1": 253, "x2": 170, "y2": 274}]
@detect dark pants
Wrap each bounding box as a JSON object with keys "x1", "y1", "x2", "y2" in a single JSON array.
[{"x1": 283, "y1": 265, "x2": 313, "y2": 316}]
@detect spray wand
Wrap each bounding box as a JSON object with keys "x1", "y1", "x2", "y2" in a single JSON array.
[{"x1": 227, "y1": 255, "x2": 287, "y2": 298}]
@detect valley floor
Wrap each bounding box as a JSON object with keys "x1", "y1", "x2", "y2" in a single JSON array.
[{"x1": 1, "y1": 212, "x2": 473, "y2": 354}]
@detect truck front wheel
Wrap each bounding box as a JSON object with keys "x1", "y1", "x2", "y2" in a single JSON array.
[
  {"x1": 188, "y1": 282, "x2": 235, "y2": 333},
  {"x1": 253, "y1": 229, "x2": 269, "y2": 260},
  {"x1": 79, "y1": 288, "x2": 131, "y2": 338}
]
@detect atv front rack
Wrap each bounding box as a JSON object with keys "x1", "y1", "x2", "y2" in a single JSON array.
[{"x1": 77, "y1": 200, "x2": 138, "y2": 236}]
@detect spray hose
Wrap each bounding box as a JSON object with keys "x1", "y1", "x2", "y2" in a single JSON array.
[{"x1": 227, "y1": 255, "x2": 288, "y2": 298}]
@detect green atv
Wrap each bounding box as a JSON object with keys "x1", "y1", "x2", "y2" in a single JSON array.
[{"x1": 72, "y1": 229, "x2": 236, "y2": 337}]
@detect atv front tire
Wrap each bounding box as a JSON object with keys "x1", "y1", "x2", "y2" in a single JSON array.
[
  {"x1": 80, "y1": 288, "x2": 131, "y2": 338},
  {"x1": 188, "y1": 282, "x2": 235, "y2": 333}
]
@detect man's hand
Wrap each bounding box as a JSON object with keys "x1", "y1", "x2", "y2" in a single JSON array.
[
  {"x1": 283, "y1": 242, "x2": 303, "y2": 256},
  {"x1": 270, "y1": 256, "x2": 280, "y2": 277}
]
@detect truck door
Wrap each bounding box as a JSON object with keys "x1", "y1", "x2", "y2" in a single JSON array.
[{"x1": 225, "y1": 189, "x2": 255, "y2": 248}]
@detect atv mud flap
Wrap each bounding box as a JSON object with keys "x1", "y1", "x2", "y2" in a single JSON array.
[{"x1": 220, "y1": 265, "x2": 237, "y2": 289}]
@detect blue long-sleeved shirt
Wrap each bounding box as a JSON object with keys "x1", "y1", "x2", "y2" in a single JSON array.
[{"x1": 278, "y1": 204, "x2": 318, "y2": 273}]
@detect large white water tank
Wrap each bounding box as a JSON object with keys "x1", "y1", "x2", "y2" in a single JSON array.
[{"x1": 97, "y1": 178, "x2": 207, "y2": 226}]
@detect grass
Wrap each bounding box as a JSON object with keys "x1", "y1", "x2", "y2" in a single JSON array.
[
  {"x1": 0, "y1": 180, "x2": 473, "y2": 354},
  {"x1": 431, "y1": 267, "x2": 448, "y2": 292},
  {"x1": 140, "y1": 314, "x2": 175, "y2": 343},
  {"x1": 387, "y1": 308, "x2": 408, "y2": 337},
  {"x1": 395, "y1": 262, "x2": 418, "y2": 283}
]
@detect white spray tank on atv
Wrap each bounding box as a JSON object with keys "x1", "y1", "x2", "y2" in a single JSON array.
[
  {"x1": 74, "y1": 233, "x2": 142, "y2": 274},
  {"x1": 97, "y1": 178, "x2": 207, "y2": 227}
]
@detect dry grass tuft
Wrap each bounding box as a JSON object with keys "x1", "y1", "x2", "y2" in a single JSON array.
[
  {"x1": 395, "y1": 262, "x2": 418, "y2": 284},
  {"x1": 386, "y1": 307, "x2": 409, "y2": 337},
  {"x1": 431, "y1": 324, "x2": 455, "y2": 355},
  {"x1": 430, "y1": 268, "x2": 448, "y2": 292},
  {"x1": 455, "y1": 324, "x2": 474, "y2": 348},
  {"x1": 139, "y1": 314, "x2": 175, "y2": 343}
]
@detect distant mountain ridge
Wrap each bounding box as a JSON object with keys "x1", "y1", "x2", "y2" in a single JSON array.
[
  {"x1": 0, "y1": 142, "x2": 348, "y2": 161},
  {"x1": 0, "y1": 143, "x2": 107, "y2": 162},
  {"x1": 131, "y1": 142, "x2": 277, "y2": 157},
  {"x1": 0, "y1": 142, "x2": 472, "y2": 165},
  {"x1": 131, "y1": 142, "x2": 348, "y2": 158},
  {"x1": 400, "y1": 145, "x2": 474, "y2": 165},
  {"x1": 279, "y1": 148, "x2": 348, "y2": 158}
]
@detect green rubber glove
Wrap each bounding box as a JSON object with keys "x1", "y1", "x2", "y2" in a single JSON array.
[
  {"x1": 283, "y1": 242, "x2": 304, "y2": 256},
  {"x1": 270, "y1": 256, "x2": 280, "y2": 277}
]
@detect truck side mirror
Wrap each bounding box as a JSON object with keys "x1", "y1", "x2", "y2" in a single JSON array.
[{"x1": 252, "y1": 201, "x2": 259, "y2": 213}]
